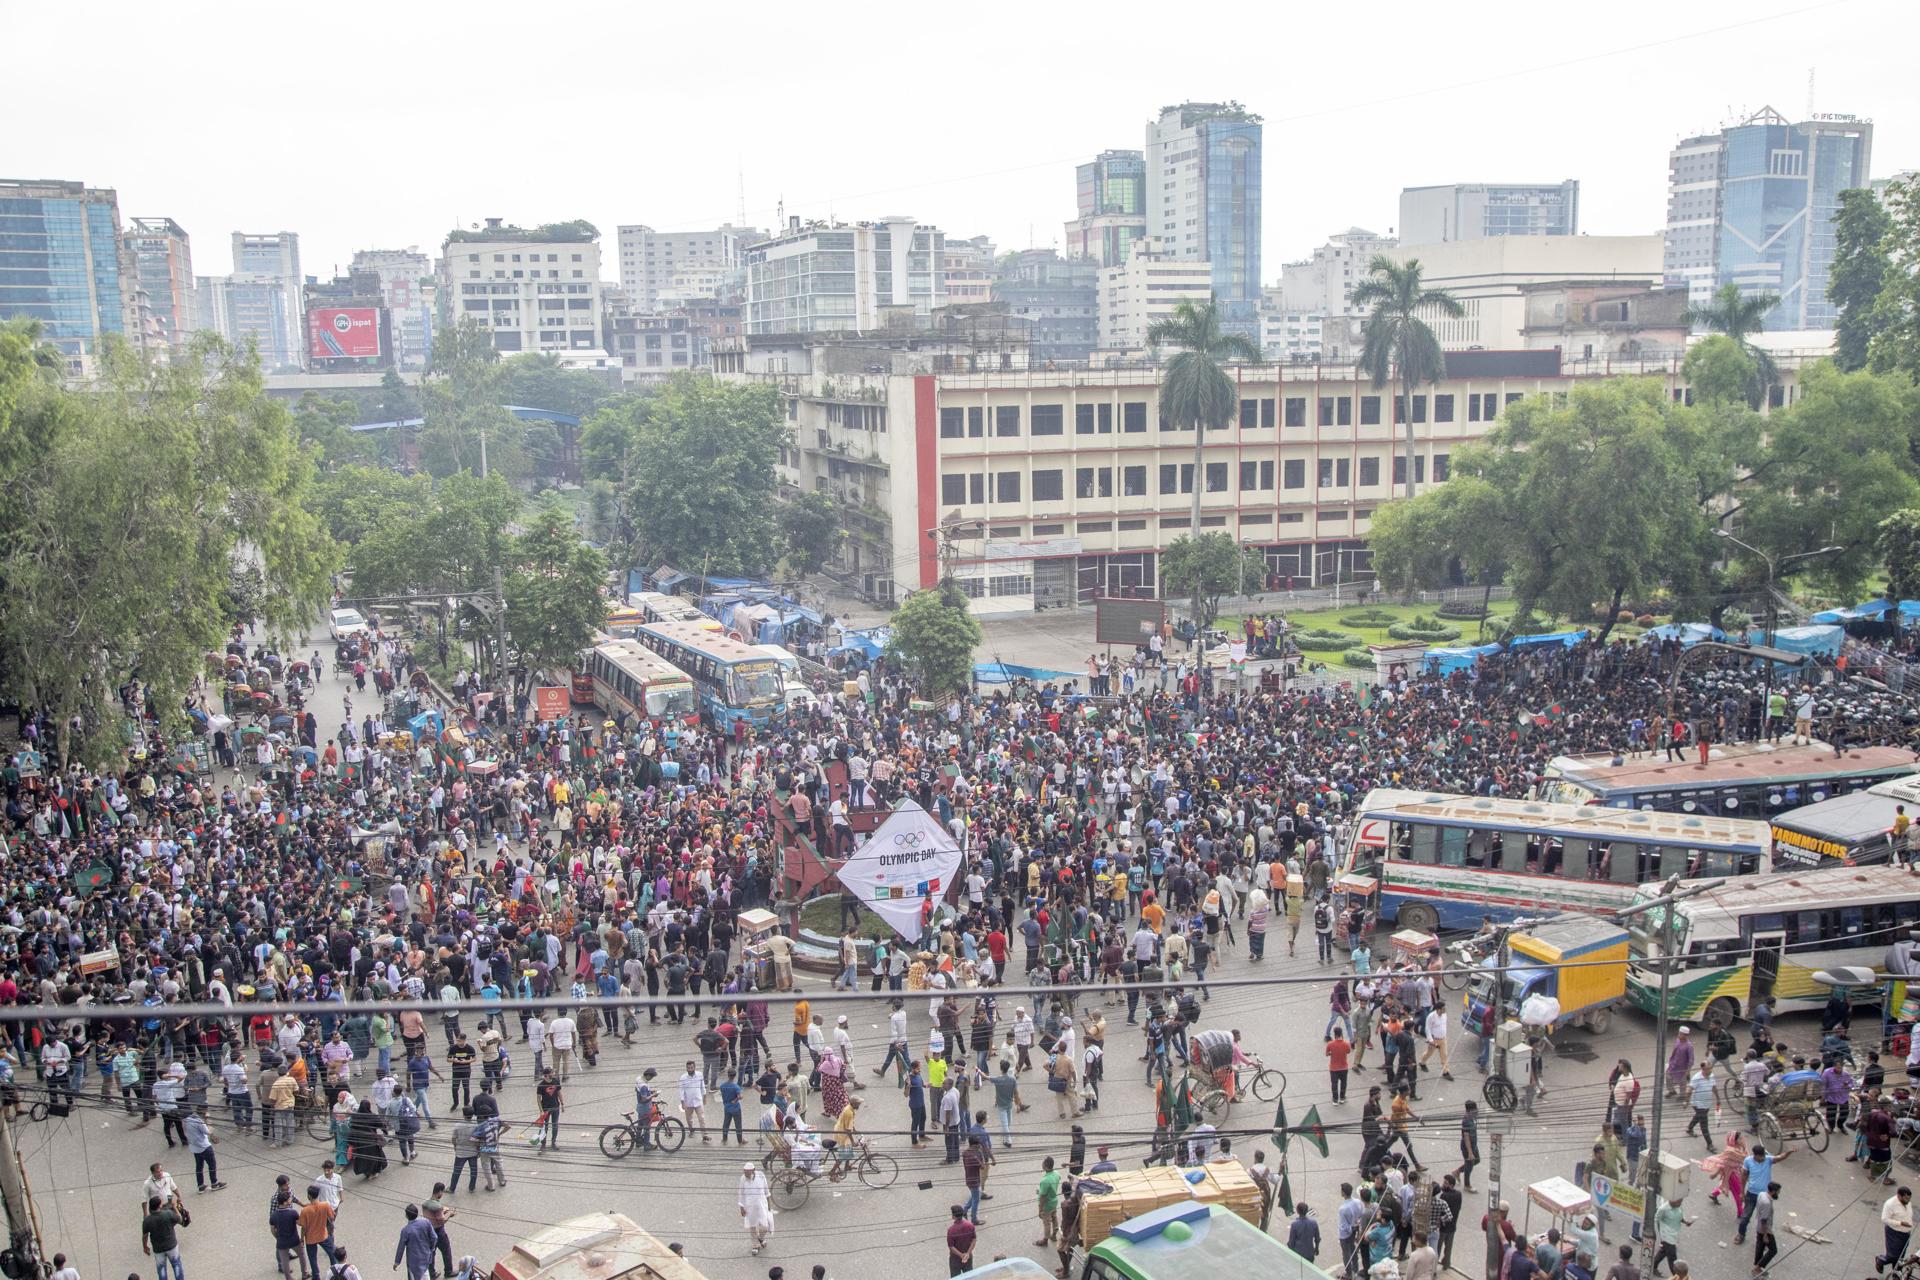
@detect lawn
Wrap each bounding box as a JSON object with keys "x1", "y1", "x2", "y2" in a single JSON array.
[
  {"x1": 1219, "y1": 599, "x2": 1659, "y2": 656},
  {"x1": 798, "y1": 893, "x2": 897, "y2": 942}
]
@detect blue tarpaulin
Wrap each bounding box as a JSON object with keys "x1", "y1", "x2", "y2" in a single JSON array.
[
  {"x1": 831, "y1": 628, "x2": 891, "y2": 662},
  {"x1": 1643, "y1": 622, "x2": 1726, "y2": 645},
  {"x1": 1812, "y1": 598, "x2": 1892, "y2": 623},
  {"x1": 1423, "y1": 643, "x2": 1502, "y2": 675},
  {"x1": 406, "y1": 710, "x2": 444, "y2": 741},
  {"x1": 1749, "y1": 624, "x2": 1844, "y2": 656},
  {"x1": 974, "y1": 661, "x2": 1082, "y2": 685},
  {"x1": 1507, "y1": 630, "x2": 1586, "y2": 649},
  {"x1": 652, "y1": 566, "x2": 688, "y2": 591}
]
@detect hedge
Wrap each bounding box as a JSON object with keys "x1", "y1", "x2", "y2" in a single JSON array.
[
  {"x1": 1435, "y1": 601, "x2": 1491, "y2": 619},
  {"x1": 1340, "y1": 608, "x2": 1398, "y2": 627},
  {"x1": 1341, "y1": 648, "x2": 1375, "y2": 669},
  {"x1": 1388, "y1": 619, "x2": 1463, "y2": 643},
  {"x1": 1293, "y1": 628, "x2": 1361, "y2": 651}
]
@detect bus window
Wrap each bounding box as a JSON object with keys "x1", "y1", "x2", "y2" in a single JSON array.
[
  {"x1": 1409, "y1": 825, "x2": 1441, "y2": 865},
  {"x1": 1498, "y1": 835, "x2": 1529, "y2": 875},
  {"x1": 1465, "y1": 830, "x2": 1493, "y2": 869},
  {"x1": 1389, "y1": 823, "x2": 1414, "y2": 861},
  {"x1": 1660, "y1": 845, "x2": 1691, "y2": 881},
  {"x1": 1438, "y1": 826, "x2": 1468, "y2": 867},
  {"x1": 1541, "y1": 839, "x2": 1565, "y2": 876},
  {"x1": 1693, "y1": 847, "x2": 1740, "y2": 878}
]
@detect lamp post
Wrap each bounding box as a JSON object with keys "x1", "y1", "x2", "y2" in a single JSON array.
[{"x1": 1713, "y1": 530, "x2": 1842, "y2": 730}]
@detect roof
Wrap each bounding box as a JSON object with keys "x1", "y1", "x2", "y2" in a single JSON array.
[
  {"x1": 1769, "y1": 774, "x2": 1920, "y2": 846},
  {"x1": 1442, "y1": 349, "x2": 1561, "y2": 378},
  {"x1": 636, "y1": 620, "x2": 776, "y2": 662},
  {"x1": 490, "y1": 1214, "x2": 704, "y2": 1280},
  {"x1": 1549, "y1": 743, "x2": 1917, "y2": 793},
  {"x1": 1359, "y1": 788, "x2": 1770, "y2": 849},
  {"x1": 1661, "y1": 864, "x2": 1920, "y2": 917}
]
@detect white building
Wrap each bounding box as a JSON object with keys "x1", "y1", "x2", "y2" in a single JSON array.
[
  {"x1": 941, "y1": 235, "x2": 996, "y2": 307},
  {"x1": 440, "y1": 221, "x2": 607, "y2": 356},
  {"x1": 745, "y1": 217, "x2": 946, "y2": 335},
  {"x1": 1367, "y1": 234, "x2": 1665, "y2": 351},
  {"x1": 196, "y1": 231, "x2": 305, "y2": 370},
  {"x1": 614, "y1": 224, "x2": 755, "y2": 311},
  {"x1": 1100, "y1": 252, "x2": 1212, "y2": 352},
  {"x1": 1398, "y1": 181, "x2": 1580, "y2": 242},
  {"x1": 1259, "y1": 307, "x2": 1324, "y2": 362},
  {"x1": 1662, "y1": 132, "x2": 1726, "y2": 311},
  {"x1": 351, "y1": 247, "x2": 434, "y2": 370}
]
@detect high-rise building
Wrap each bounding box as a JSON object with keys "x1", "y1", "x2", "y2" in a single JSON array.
[
  {"x1": 1064, "y1": 150, "x2": 1147, "y2": 266},
  {"x1": 0, "y1": 178, "x2": 138, "y2": 363},
  {"x1": 438, "y1": 219, "x2": 608, "y2": 357},
  {"x1": 1143, "y1": 102, "x2": 1262, "y2": 340},
  {"x1": 351, "y1": 248, "x2": 434, "y2": 370},
  {"x1": 1398, "y1": 181, "x2": 1580, "y2": 242},
  {"x1": 993, "y1": 250, "x2": 1099, "y2": 364},
  {"x1": 615, "y1": 224, "x2": 757, "y2": 312},
  {"x1": 1663, "y1": 107, "x2": 1874, "y2": 330},
  {"x1": 124, "y1": 217, "x2": 195, "y2": 355},
  {"x1": 1100, "y1": 250, "x2": 1213, "y2": 352},
  {"x1": 942, "y1": 236, "x2": 997, "y2": 307},
  {"x1": 194, "y1": 231, "x2": 307, "y2": 370},
  {"x1": 744, "y1": 217, "x2": 946, "y2": 335}
]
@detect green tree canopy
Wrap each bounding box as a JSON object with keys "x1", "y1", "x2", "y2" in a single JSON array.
[
  {"x1": 780, "y1": 490, "x2": 846, "y2": 575},
  {"x1": 0, "y1": 332, "x2": 336, "y2": 763},
  {"x1": 1351, "y1": 256, "x2": 1464, "y2": 499},
  {"x1": 1876, "y1": 510, "x2": 1920, "y2": 602},
  {"x1": 1868, "y1": 178, "x2": 1920, "y2": 380},
  {"x1": 1685, "y1": 283, "x2": 1780, "y2": 407},
  {"x1": 623, "y1": 374, "x2": 787, "y2": 576},
  {"x1": 1159, "y1": 533, "x2": 1267, "y2": 629},
  {"x1": 1832, "y1": 187, "x2": 1896, "y2": 372},
  {"x1": 505, "y1": 504, "x2": 608, "y2": 685},
  {"x1": 887, "y1": 582, "x2": 982, "y2": 696}
]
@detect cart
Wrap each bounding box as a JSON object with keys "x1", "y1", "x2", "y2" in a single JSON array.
[
  {"x1": 739, "y1": 908, "x2": 780, "y2": 990},
  {"x1": 1390, "y1": 928, "x2": 1441, "y2": 972},
  {"x1": 1523, "y1": 1176, "x2": 1592, "y2": 1265},
  {"x1": 1332, "y1": 874, "x2": 1378, "y2": 948}
]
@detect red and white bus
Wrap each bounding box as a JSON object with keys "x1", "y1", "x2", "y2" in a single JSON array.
[{"x1": 580, "y1": 639, "x2": 699, "y2": 728}]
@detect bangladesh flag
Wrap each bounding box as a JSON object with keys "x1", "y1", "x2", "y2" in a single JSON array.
[
  {"x1": 74, "y1": 862, "x2": 113, "y2": 895},
  {"x1": 336, "y1": 876, "x2": 365, "y2": 895},
  {"x1": 1289, "y1": 1104, "x2": 1330, "y2": 1157}
]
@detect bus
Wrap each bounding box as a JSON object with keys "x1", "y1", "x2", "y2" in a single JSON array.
[
  {"x1": 1768, "y1": 772, "x2": 1920, "y2": 868},
  {"x1": 630, "y1": 621, "x2": 785, "y2": 725},
  {"x1": 1079, "y1": 1203, "x2": 1330, "y2": 1280},
  {"x1": 1540, "y1": 741, "x2": 1916, "y2": 818},
  {"x1": 629, "y1": 590, "x2": 721, "y2": 632},
  {"x1": 1624, "y1": 864, "x2": 1920, "y2": 1026},
  {"x1": 1344, "y1": 788, "x2": 1774, "y2": 934},
  {"x1": 581, "y1": 640, "x2": 699, "y2": 729},
  {"x1": 604, "y1": 603, "x2": 647, "y2": 639}
]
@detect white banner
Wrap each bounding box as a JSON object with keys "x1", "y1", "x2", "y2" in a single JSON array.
[{"x1": 836, "y1": 801, "x2": 963, "y2": 940}]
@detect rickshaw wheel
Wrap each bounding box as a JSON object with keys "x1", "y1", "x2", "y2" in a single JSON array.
[
  {"x1": 1483, "y1": 1076, "x2": 1518, "y2": 1113},
  {"x1": 1805, "y1": 1110, "x2": 1831, "y2": 1153}
]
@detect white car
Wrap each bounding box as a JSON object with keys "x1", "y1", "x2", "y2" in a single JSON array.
[{"x1": 328, "y1": 607, "x2": 370, "y2": 641}]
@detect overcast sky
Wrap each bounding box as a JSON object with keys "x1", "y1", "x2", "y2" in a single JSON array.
[{"x1": 9, "y1": 0, "x2": 1913, "y2": 282}]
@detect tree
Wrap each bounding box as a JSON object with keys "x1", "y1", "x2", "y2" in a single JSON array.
[
  {"x1": 419, "y1": 318, "x2": 522, "y2": 480},
  {"x1": 495, "y1": 353, "x2": 618, "y2": 420},
  {"x1": 1685, "y1": 283, "x2": 1780, "y2": 408},
  {"x1": 505, "y1": 504, "x2": 609, "y2": 687},
  {"x1": 1680, "y1": 336, "x2": 1759, "y2": 408},
  {"x1": 780, "y1": 490, "x2": 845, "y2": 575},
  {"x1": 1145, "y1": 298, "x2": 1260, "y2": 619},
  {"x1": 624, "y1": 374, "x2": 786, "y2": 575},
  {"x1": 1736, "y1": 363, "x2": 1920, "y2": 598},
  {"x1": 1158, "y1": 533, "x2": 1268, "y2": 629},
  {"x1": 1869, "y1": 178, "x2": 1920, "y2": 380},
  {"x1": 1877, "y1": 510, "x2": 1920, "y2": 602},
  {"x1": 310, "y1": 464, "x2": 432, "y2": 546},
  {"x1": 0, "y1": 333, "x2": 336, "y2": 764},
  {"x1": 1350, "y1": 256, "x2": 1465, "y2": 499},
  {"x1": 1366, "y1": 478, "x2": 1509, "y2": 603},
  {"x1": 1832, "y1": 187, "x2": 1896, "y2": 372},
  {"x1": 887, "y1": 581, "x2": 982, "y2": 696}
]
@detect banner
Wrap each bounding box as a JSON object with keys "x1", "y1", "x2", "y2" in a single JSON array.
[
  {"x1": 307, "y1": 306, "x2": 382, "y2": 359},
  {"x1": 534, "y1": 687, "x2": 570, "y2": 721},
  {"x1": 834, "y1": 801, "x2": 964, "y2": 940}
]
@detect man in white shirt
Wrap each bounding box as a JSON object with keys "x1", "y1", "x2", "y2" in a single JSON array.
[
  {"x1": 678, "y1": 1061, "x2": 709, "y2": 1142},
  {"x1": 525, "y1": 1014, "x2": 548, "y2": 1078},
  {"x1": 1421, "y1": 1006, "x2": 1452, "y2": 1080}
]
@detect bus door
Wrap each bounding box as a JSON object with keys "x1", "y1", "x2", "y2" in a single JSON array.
[{"x1": 1749, "y1": 930, "x2": 1785, "y2": 1007}]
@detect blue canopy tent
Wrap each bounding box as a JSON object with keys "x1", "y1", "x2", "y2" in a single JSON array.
[
  {"x1": 1507, "y1": 630, "x2": 1586, "y2": 650},
  {"x1": 974, "y1": 661, "x2": 1082, "y2": 685},
  {"x1": 1751, "y1": 624, "x2": 1844, "y2": 657},
  {"x1": 829, "y1": 628, "x2": 892, "y2": 665},
  {"x1": 1811, "y1": 598, "x2": 1892, "y2": 623}
]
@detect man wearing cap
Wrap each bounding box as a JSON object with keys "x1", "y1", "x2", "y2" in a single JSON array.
[{"x1": 739, "y1": 1163, "x2": 773, "y2": 1255}]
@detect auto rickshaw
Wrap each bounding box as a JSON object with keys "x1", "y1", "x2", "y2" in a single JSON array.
[
  {"x1": 288, "y1": 658, "x2": 310, "y2": 684},
  {"x1": 248, "y1": 688, "x2": 275, "y2": 715},
  {"x1": 223, "y1": 681, "x2": 253, "y2": 714}
]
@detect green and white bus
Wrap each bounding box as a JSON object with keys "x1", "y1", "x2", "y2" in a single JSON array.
[{"x1": 1624, "y1": 864, "x2": 1920, "y2": 1027}]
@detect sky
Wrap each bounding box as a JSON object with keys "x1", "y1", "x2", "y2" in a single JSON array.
[{"x1": 7, "y1": 0, "x2": 1915, "y2": 283}]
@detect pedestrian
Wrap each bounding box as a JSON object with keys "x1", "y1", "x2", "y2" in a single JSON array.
[
  {"x1": 1879, "y1": 1185, "x2": 1914, "y2": 1274},
  {"x1": 1287, "y1": 1203, "x2": 1321, "y2": 1262},
  {"x1": 1327, "y1": 1029, "x2": 1351, "y2": 1103},
  {"x1": 739, "y1": 1163, "x2": 774, "y2": 1256},
  {"x1": 141, "y1": 1195, "x2": 187, "y2": 1280},
  {"x1": 182, "y1": 1108, "x2": 224, "y2": 1192},
  {"x1": 1750, "y1": 1181, "x2": 1780, "y2": 1276},
  {"x1": 392, "y1": 1205, "x2": 435, "y2": 1280},
  {"x1": 1456, "y1": 1100, "x2": 1481, "y2": 1190},
  {"x1": 961, "y1": 1136, "x2": 987, "y2": 1224},
  {"x1": 535, "y1": 1071, "x2": 563, "y2": 1151},
  {"x1": 1034, "y1": 1155, "x2": 1062, "y2": 1248},
  {"x1": 298, "y1": 1186, "x2": 335, "y2": 1280},
  {"x1": 268, "y1": 1191, "x2": 302, "y2": 1280},
  {"x1": 1685, "y1": 1064, "x2": 1715, "y2": 1153},
  {"x1": 946, "y1": 1204, "x2": 977, "y2": 1277},
  {"x1": 1734, "y1": 1144, "x2": 1786, "y2": 1245},
  {"x1": 1652, "y1": 1199, "x2": 1688, "y2": 1276}
]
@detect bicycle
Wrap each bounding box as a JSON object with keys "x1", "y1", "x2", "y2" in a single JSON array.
[
  {"x1": 1238, "y1": 1056, "x2": 1288, "y2": 1103},
  {"x1": 598, "y1": 1105, "x2": 688, "y2": 1158},
  {"x1": 767, "y1": 1138, "x2": 898, "y2": 1209}
]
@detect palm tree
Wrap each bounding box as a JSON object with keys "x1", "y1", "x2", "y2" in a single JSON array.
[
  {"x1": 1685, "y1": 283, "x2": 1780, "y2": 408},
  {"x1": 1350, "y1": 256, "x2": 1464, "y2": 500},
  {"x1": 1147, "y1": 299, "x2": 1261, "y2": 540}
]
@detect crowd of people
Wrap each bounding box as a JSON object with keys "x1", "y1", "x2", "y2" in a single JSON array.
[{"x1": 4, "y1": 609, "x2": 1920, "y2": 1280}]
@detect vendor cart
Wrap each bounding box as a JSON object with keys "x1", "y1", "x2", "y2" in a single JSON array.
[
  {"x1": 739, "y1": 908, "x2": 780, "y2": 991},
  {"x1": 1332, "y1": 873, "x2": 1378, "y2": 948},
  {"x1": 1522, "y1": 1175, "x2": 1592, "y2": 1243}
]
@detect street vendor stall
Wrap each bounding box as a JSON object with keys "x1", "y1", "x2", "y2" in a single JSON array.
[
  {"x1": 1332, "y1": 874, "x2": 1378, "y2": 947},
  {"x1": 738, "y1": 908, "x2": 780, "y2": 990},
  {"x1": 1523, "y1": 1175, "x2": 1592, "y2": 1242}
]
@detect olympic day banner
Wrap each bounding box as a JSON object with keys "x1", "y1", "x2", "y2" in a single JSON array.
[{"x1": 835, "y1": 800, "x2": 964, "y2": 940}]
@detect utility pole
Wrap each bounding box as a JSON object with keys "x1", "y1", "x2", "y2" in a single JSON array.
[
  {"x1": 478, "y1": 424, "x2": 510, "y2": 694},
  {"x1": 1618, "y1": 875, "x2": 1718, "y2": 1270},
  {"x1": 0, "y1": 1117, "x2": 40, "y2": 1275}
]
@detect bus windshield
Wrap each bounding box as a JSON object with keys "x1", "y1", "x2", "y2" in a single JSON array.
[
  {"x1": 729, "y1": 661, "x2": 783, "y2": 705},
  {"x1": 646, "y1": 682, "x2": 697, "y2": 720}
]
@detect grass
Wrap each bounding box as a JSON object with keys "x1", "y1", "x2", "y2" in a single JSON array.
[
  {"x1": 1220, "y1": 599, "x2": 1660, "y2": 649},
  {"x1": 798, "y1": 894, "x2": 897, "y2": 943}
]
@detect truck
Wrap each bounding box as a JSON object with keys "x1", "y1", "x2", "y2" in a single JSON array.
[
  {"x1": 961, "y1": 1203, "x2": 1335, "y2": 1280},
  {"x1": 491, "y1": 1213, "x2": 707, "y2": 1280},
  {"x1": 1466, "y1": 914, "x2": 1631, "y2": 1037}
]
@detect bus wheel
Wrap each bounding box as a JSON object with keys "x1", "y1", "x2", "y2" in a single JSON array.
[
  {"x1": 1706, "y1": 997, "x2": 1739, "y2": 1031},
  {"x1": 1398, "y1": 903, "x2": 1438, "y2": 935}
]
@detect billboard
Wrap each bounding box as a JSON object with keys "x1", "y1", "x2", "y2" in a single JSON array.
[
  {"x1": 534, "y1": 687, "x2": 571, "y2": 721},
  {"x1": 308, "y1": 306, "x2": 383, "y2": 360},
  {"x1": 1094, "y1": 596, "x2": 1166, "y2": 647}
]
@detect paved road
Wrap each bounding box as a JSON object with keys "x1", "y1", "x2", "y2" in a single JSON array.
[{"x1": 20, "y1": 630, "x2": 1895, "y2": 1280}]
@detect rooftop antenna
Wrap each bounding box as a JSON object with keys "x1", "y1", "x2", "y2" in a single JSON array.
[{"x1": 1807, "y1": 66, "x2": 1816, "y2": 118}]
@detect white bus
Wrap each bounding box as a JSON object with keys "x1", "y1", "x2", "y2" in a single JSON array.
[
  {"x1": 1342, "y1": 788, "x2": 1775, "y2": 934},
  {"x1": 1624, "y1": 864, "x2": 1920, "y2": 1027},
  {"x1": 581, "y1": 640, "x2": 700, "y2": 729},
  {"x1": 629, "y1": 590, "x2": 721, "y2": 631}
]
